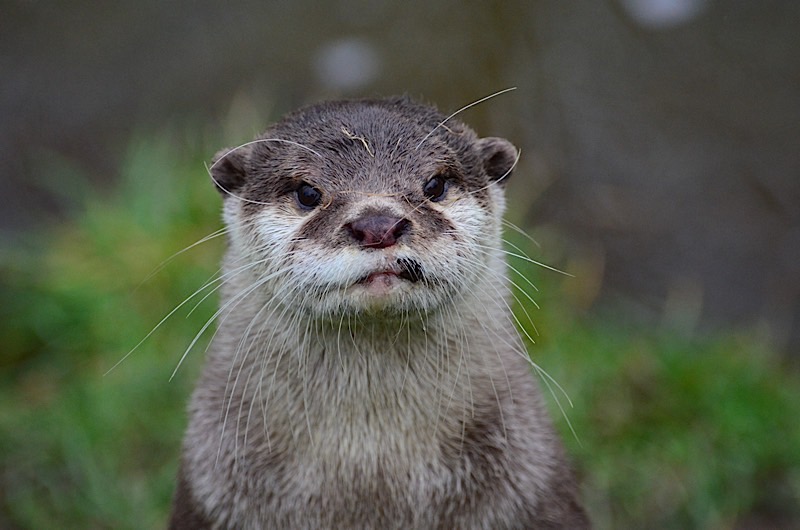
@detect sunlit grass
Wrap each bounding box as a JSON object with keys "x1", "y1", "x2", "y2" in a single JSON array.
[
  {"x1": 0, "y1": 131, "x2": 222, "y2": 529},
  {"x1": 1, "y1": 130, "x2": 798, "y2": 528}
]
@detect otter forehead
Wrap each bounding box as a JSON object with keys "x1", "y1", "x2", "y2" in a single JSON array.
[
  {"x1": 240, "y1": 98, "x2": 487, "y2": 203},
  {"x1": 269, "y1": 97, "x2": 477, "y2": 159},
  {"x1": 210, "y1": 97, "x2": 519, "y2": 240}
]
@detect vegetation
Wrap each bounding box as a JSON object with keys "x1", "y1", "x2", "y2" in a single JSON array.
[{"x1": 1, "y1": 131, "x2": 798, "y2": 529}]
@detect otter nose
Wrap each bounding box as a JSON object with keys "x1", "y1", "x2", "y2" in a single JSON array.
[{"x1": 345, "y1": 215, "x2": 409, "y2": 249}]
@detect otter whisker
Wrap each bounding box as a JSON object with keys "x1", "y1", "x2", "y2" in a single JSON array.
[
  {"x1": 451, "y1": 237, "x2": 574, "y2": 404},
  {"x1": 225, "y1": 275, "x2": 299, "y2": 461},
  {"x1": 172, "y1": 260, "x2": 284, "y2": 381},
  {"x1": 416, "y1": 87, "x2": 517, "y2": 149},
  {"x1": 106, "y1": 263, "x2": 227, "y2": 376},
  {"x1": 136, "y1": 226, "x2": 230, "y2": 290},
  {"x1": 501, "y1": 219, "x2": 542, "y2": 249}
]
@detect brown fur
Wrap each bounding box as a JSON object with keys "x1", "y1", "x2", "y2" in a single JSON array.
[{"x1": 170, "y1": 97, "x2": 589, "y2": 528}]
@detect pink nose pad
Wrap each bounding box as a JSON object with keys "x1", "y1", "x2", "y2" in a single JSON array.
[{"x1": 345, "y1": 215, "x2": 410, "y2": 248}]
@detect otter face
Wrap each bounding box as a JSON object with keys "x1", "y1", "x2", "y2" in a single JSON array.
[{"x1": 210, "y1": 98, "x2": 517, "y2": 320}]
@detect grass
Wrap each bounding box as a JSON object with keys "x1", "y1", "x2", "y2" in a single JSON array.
[
  {"x1": 535, "y1": 315, "x2": 800, "y2": 528},
  {"x1": 1, "y1": 129, "x2": 798, "y2": 529}
]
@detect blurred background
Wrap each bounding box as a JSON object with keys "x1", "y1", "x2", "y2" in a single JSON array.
[{"x1": 1, "y1": 1, "x2": 798, "y2": 528}]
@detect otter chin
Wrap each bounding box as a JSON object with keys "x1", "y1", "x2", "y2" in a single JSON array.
[
  {"x1": 348, "y1": 272, "x2": 406, "y2": 312},
  {"x1": 169, "y1": 96, "x2": 589, "y2": 529}
]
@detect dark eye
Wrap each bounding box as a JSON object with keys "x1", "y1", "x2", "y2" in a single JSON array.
[
  {"x1": 296, "y1": 182, "x2": 322, "y2": 209},
  {"x1": 423, "y1": 175, "x2": 448, "y2": 202}
]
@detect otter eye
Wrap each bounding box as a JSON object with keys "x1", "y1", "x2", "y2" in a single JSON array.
[
  {"x1": 296, "y1": 182, "x2": 322, "y2": 209},
  {"x1": 423, "y1": 175, "x2": 448, "y2": 202}
]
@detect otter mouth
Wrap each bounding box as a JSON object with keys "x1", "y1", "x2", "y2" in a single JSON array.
[{"x1": 356, "y1": 258, "x2": 424, "y2": 285}]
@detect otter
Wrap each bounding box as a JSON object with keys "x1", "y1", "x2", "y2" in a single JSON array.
[{"x1": 169, "y1": 97, "x2": 588, "y2": 529}]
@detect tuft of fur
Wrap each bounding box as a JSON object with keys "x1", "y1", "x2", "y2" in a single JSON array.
[{"x1": 170, "y1": 97, "x2": 589, "y2": 529}]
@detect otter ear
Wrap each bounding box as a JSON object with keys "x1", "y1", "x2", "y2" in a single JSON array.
[
  {"x1": 210, "y1": 145, "x2": 250, "y2": 196},
  {"x1": 477, "y1": 137, "x2": 518, "y2": 185}
]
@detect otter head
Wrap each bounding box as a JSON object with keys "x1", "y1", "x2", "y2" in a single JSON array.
[{"x1": 210, "y1": 98, "x2": 518, "y2": 321}]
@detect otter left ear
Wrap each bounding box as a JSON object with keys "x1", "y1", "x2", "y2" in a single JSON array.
[
  {"x1": 477, "y1": 137, "x2": 518, "y2": 185},
  {"x1": 210, "y1": 145, "x2": 250, "y2": 196}
]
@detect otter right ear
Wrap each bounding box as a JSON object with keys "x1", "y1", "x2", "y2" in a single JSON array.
[
  {"x1": 477, "y1": 137, "x2": 518, "y2": 186},
  {"x1": 210, "y1": 146, "x2": 250, "y2": 196}
]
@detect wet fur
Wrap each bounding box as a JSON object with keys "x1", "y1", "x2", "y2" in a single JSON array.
[{"x1": 170, "y1": 97, "x2": 588, "y2": 528}]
